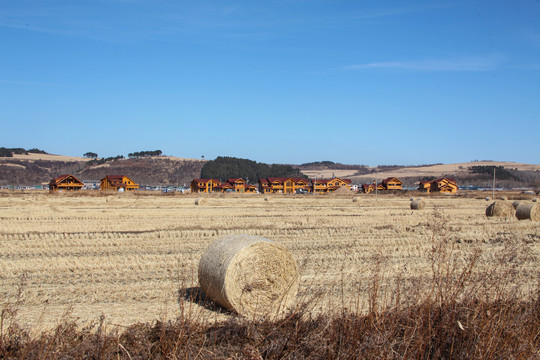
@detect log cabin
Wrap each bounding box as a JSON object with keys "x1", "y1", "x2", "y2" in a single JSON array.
[
  {"x1": 418, "y1": 180, "x2": 433, "y2": 193},
  {"x1": 431, "y1": 178, "x2": 458, "y2": 193},
  {"x1": 312, "y1": 177, "x2": 351, "y2": 194},
  {"x1": 49, "y1": 174, "x2": 84, "y2": 192},
  {"x1": 381, "y1": 177, "x2": 403, "y2": 190},
  {"x1": 258, "y1": 177, "x2": 310, "y2": 194},
  {"x1": 100, "y1": 175, "x2": 139, "y2": 191},
  {"x1": 190, "y1": 179, "x2": 221, "y2": 193}
]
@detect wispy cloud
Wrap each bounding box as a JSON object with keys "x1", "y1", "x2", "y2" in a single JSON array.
[
  {"x1": 345, "y1": 55, "x2": 506, "y2": 72},
  {"x1": 351, "y1": 3, "x2": 457, "y2": 21}
]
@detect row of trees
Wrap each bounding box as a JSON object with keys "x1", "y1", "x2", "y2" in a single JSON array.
[
  {"x1": 469, "y1": 165, "x2": 518, "y2": 181},
  {"x1": 86, "y1": 155, "x2": 125, "y2": 166},
  {"x1": 84, "y1": 150, "x2": 164, "y2": 160},
  {"x1": 0, "y1": 147, "x2": 47, "y2": 157},
  {"x1": 201, "y1": 156, "x2": 306, "y2": 183},
  {"x1": 128, "y1": 150, "x2": 162, "y2": 158}
]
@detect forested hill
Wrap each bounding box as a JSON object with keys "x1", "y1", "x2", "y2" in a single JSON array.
[{"x1": 201, "y1": 156, "x2": 306, "y2": 181}]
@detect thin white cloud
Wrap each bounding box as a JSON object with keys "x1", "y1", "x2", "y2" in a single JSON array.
[{"x1": 346, "y1": 55, "x2": 506, "y2": 72}]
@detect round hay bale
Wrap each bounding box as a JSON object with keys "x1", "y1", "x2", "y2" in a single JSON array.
[
  {"x1": 511, "y1": 200, "x2": 522, "y2": 209},
  {"x1": 485, "y1": 200, "x2": 514, "y2": 218},
  {"x1": 485, "y1": 197, "x2": 491, "y2": 201},
  {"x1": 533, "y1": 198, "x2": 538, "y2": 203},
  {"x1": 195, "y1": 198, "x2": 207, "y2": 205},
  {"x1": 410, "y1": 199, "x2": 425, "y2": 210},
  {"x1": 500, "y1": 196, "x2": 508, "y2": 201},
  {"x1": 516, "y1": 203, "x2": 540, "y2": 221},
  {"x1": 198, "y1": 234, "x2": 299, "y2": 317}
]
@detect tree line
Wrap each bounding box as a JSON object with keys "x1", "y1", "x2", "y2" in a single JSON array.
[
  {"x1": 0, "y1": 147, "x2": 48, "y2": 157},
  {"x1": 201, "y1": 156, "x2": 306, "y2": 183},
  {"x1": 128, "y1": 150, "x2": 162, "y2": 158}
]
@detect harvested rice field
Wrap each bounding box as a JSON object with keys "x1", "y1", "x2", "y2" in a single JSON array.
[{"x1": 0, "y1": 191, "x2": 538, "y2": 332}]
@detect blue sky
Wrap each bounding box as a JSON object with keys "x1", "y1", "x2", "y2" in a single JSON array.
[{"x1": 1, "y1": 1, "x2": 539, "y2": 166}]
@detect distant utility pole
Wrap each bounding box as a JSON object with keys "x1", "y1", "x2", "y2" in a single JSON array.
[{"x1": 492, "y1": 168, "x2": 496, "y2": 200}]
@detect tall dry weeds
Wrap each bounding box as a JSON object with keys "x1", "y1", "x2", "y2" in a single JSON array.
[{"x1": 1, "y1": 209, "x2": 538, "y2": 359}]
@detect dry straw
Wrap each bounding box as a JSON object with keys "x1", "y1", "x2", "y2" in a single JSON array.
[
  {"x1": 352, "y1": 197, "x2": 358, "y2": 203},
  {"x1": 198, "y1": 234, "x2": 299, "y2": 317},
  {"x1": 410, "y1": 199, "x2": 425, "y2": 210},
  {"x1": 485, "y1": 200, "x2": 514, "y2": 218},
  {"x1": 195, "y1": 198, "x2": 207, "y2": 205},
  {"x1": 515, "y1": 203, "x2": 540, "y2": 221},
  {"x1": 264, "y1": 196, "x2": 270, "y2": 202},
  {"x1": 500, "y1": 196, "x2": 508, "y2": 201}
]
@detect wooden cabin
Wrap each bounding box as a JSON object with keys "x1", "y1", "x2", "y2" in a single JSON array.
[
  {"x1": 49, "y1": 174, "x2": 84, "y2": 192},
  {"x1": 431, "y1": 178, "x2": 458, "y2": 194},
  {"x1": 245, "y1": 184, "x2": 258, "y2": 193},
  {"x1": 227, "y1": 178, "x2": 247, "y2": 193},
  {"x1": 381, "y1": 177, "x2": 403, "y2": 190},
  {"x1": 259, "y1": 178, "x2": 271, "y2": 193},
  {"x1": 312, "y1": 177, "x2": 351, "y2": 194},
  {"x1": 418, "y1": 181, "x2": 433, "y2": 193},
  {"x1": 100, "y1": 175, "x2": 139, "y2": 191},
  {"x1": 190, "y1": 179, "x2": 220, "y2": 193},
  {"x1": 361, "y1": 183, "x2": 375, "y2": 194},
  {"x1": 212, "y1": 178, "x2": 249, "y2": 193},
  {"x1": 258, "y1": 177, "x2": 310, "y2": 194}
]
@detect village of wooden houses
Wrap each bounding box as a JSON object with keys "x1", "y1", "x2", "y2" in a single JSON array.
[{"x1": 47, "y1": 173, "x2": 458, "y2": 194}]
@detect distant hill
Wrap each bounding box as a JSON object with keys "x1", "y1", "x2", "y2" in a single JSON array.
[
  {"x1": 299, "y1": 161, "x2": 540, "y2": 188},
  {"x1": 1, "y1": 150, "x2": 538, "y2": 188},
  {"x1": 0, "y1": 153, "x2": 205, "y2": 186}
]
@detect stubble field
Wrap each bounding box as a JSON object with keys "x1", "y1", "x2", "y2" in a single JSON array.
[{"x1": 0, "y1": 191, "x2": 538, "y2": 334}]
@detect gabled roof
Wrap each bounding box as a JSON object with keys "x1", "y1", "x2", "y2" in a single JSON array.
[
  {"x1": 312, "y1": 177, "x2": 352, "y2": 185},
  {"x1": 192, "y1": 178, "x2": 220, "y2": 184},
  {"x1": 102, "y1": 175, "x2": 138, "y2": 186},
  {"x1": 227, "y1": 178, "x2": 246, "y2": 183},
  {"x1": 382, "y1": 177, "x2": 402, "y2": 185},
  {"x1": 434, "y1": 178, "x2": 457, "y2": 185},
  {"x1": 49, "y1": 174, "x2": 83, "y2": 185},
  {"x1": 267, "y1": 177, "x2": 287, "y2": 183}
]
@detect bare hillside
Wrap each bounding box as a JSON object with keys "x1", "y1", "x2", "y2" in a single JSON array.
[
  {"x1": 0, "y1": 155, "x2": 205, "y2": 186},
  {"x1": 300, "y1": 161, "x2": 540, "y2": 185}
]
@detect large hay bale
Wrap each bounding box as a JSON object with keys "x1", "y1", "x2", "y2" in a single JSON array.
[
  {"x1": 533, "y1": 198, "x2": 538, "y2": 203},
  {"x1": 198, "y1": 234, "x2": 299, "y2": 316},
  {"x1": 516, "y1": 203, "x2": 540, "y2": 221},
  {"x1": 410, "y1": 199, "x2": 425, "y2": 210},
  {"x1": 500, "y1": 196, "x2": 508, "y2": 201},
  {"x1": 485, "y1": 200, "x2": 514, "y2": 218},
  {"x1": 195, "y1": 198, "x2": 207, "y2": 205},
  {"x1": 485, "y1": 197, "x2": 491, "y2": 201},
  {"x1": 512, "y1": 200, "x2": 522, "y2": 209}
]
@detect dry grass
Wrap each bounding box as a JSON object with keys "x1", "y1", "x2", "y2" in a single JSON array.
[{"x1": 0, "y1": 191, "x2": 538, "y2": 358}]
